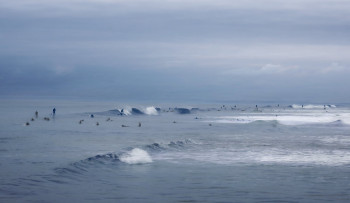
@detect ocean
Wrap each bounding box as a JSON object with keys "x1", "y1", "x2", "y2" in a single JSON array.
[{"x1": 0, "y1": 99, "x2": 350, "y2": 202}]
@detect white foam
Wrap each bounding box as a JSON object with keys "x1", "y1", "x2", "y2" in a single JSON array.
[
  {"x1": 143, "y1": 106, "x2": 158, "y2": 115},
  {"x1": 118, "y1": 107, "x2": 132, "y2": 116},
  {"x1": 205, "y1": 113, "x2": 348, "y2": 125},
  {"x1": 291, "y1": 104, "x2": 336, "y2": 109},
  {"x1": 256, "y1": 149, "x2": 350, "y2": 166},
  {"x1": 119, "y1": 148, "x2": 152, "y2": 164},
  {"x1": 155, "y1": 148, "x2": 350, "y2": 166}
]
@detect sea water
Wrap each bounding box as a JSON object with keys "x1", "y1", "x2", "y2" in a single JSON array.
[{"x1": 0, "y1": 100, "x2": 350, "y2": 202}]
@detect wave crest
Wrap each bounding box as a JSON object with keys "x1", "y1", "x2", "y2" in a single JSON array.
[{"x1": 119, "y1": 148, "x2": 153, "y2": 164}]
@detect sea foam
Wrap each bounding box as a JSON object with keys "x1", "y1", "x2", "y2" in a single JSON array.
[
  {"x1": 143, "y1": 106, "x2": 158, "y2": 115},
  {"x1": 119, "y1": 148, "x2": 153, "y2": 164}
]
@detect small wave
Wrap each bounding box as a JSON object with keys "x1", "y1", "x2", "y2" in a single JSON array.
[
  {"x1": 53, "y1": 139, "x2": 196, "y2": 177},
  {"x1": 84, "y1": 149, "x2": 153, "y2": 165}
]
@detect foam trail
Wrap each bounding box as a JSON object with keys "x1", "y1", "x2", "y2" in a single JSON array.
[
  {"x1": 291, "y1": 104, "x2": 336, "y2": 109},
  {"x1": 119, "y1": 148, "x2": 153, "y2": 164},
  {"x1": 205, "y1": 114, "x2": 348, "y2": 125}
]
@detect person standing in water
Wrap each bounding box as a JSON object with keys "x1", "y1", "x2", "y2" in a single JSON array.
[
  {"x1": 35, "y1": 111, "x2": 38, "y2": 118},
  {"x1": 53, "y1": 108, "x2": 56, "y2": 115}
]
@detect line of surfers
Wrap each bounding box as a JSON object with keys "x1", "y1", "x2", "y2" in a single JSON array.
[{"x1": 25, "y1": 108, "x2": 143, "y2": 127}]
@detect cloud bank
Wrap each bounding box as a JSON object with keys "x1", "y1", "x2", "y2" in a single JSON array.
[{"x1": 0, "y1": 0, "x2": 349, "y2": 102}]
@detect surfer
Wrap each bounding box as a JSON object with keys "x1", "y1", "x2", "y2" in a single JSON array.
[
  {"x1": 35, "y1": 111, "x2": 38, "y2": 118},
  {"x1": 138, "y1": 122, "x2": 141, "y2": 127},
  {"x1": 53, "y1": 108, "x2": 56, "y2": 115}
]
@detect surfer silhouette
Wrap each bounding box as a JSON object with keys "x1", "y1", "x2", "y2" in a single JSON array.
[{"x1": 53, "y1": 108, "x2": 56, "y2": 115}]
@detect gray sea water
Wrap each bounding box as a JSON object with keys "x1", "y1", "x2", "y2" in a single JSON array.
[{"x1": 1, "y1": 100, "x2": 350, "y2": 202}]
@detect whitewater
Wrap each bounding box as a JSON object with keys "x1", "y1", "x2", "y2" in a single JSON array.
[{"x1": 1, "y1": 100, "x2": 350, "y2": 202}]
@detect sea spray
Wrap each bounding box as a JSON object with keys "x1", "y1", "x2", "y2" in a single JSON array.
[
  {"x1": 143, "y1": 106, "x2": 158, "y2": 115},
  {"x1": 119, "y1": 148, "x2": 153, "y2": 164}
]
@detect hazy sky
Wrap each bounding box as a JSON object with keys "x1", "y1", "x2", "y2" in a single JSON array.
[{"x1": 1, "y1": 0, "x2": 349, "y2": 103}]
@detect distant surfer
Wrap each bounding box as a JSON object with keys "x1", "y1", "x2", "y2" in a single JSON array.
[
  {"x1": 90, "y1": 114, "x2": 94, "y2": 118},
  {"x1": 53, "y1": 108, "x2": 56, "y2": 115},
  {"x1": 35, "y1": 111, "x2": 38, "y2": 118},
  {"x1": 302, "y1": 105, "x2": 304, "y2": 108},
  {"x1": 138, "y1": 122, "x2": 141, "y2": 127}
]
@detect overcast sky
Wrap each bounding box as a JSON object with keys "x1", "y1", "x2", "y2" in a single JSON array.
[{"x1": 1, "y1": 0, "x2": 349, "y2": 103}]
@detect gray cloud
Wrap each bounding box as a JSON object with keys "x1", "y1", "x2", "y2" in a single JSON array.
[{"x1": 0, "y1": 0, "x2": 349, "y2": 102}]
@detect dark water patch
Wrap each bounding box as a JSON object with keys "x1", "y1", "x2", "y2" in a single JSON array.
[
  {"x1": 174, "y1": 108, "x2": 191, "y2": 114},
  {"x1": 249, "y1": 120, "x2": 281, "y2": 128}
]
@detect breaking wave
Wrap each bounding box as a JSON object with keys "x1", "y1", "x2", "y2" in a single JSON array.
[
  {"x1": 119, "y1": 148, "x2": 152, "y2": 164},
  {"x1": 143, "y1": 106, "x2": 159, "y2": 115}
]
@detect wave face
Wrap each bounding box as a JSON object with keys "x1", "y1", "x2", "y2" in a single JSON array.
[{"x1": 131, "y1": 108, "x2": 144, "y2": 115}]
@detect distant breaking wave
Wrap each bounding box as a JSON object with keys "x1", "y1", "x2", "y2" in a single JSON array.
[
  {"x1": 90, "y1": 106, "x2": 160, "y2": 116},
  {"x1": 89, "y1": 106, "x2": 202, "y2": 116}
]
